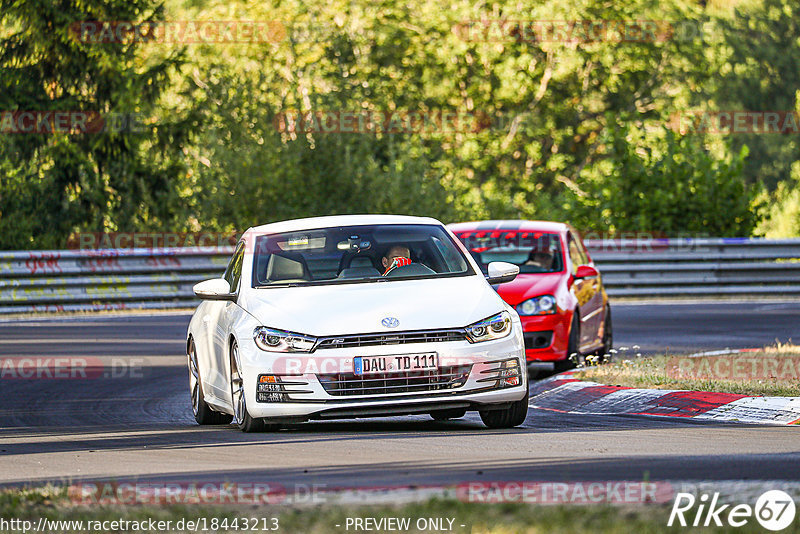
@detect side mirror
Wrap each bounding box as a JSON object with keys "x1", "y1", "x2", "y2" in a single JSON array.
[
  {"x1": 486, "y1": 261, "x2": 519, "y2": 285},
  {"x1": 574, "y1": 265, "x2": 599, "y2": 279},
  {"x1": 193, "y1": 278, "x2": 237, "y2": 301}
]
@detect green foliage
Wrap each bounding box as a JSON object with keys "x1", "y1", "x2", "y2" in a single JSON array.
[
  {"x1": 572, "y1": 124, "x2": 762, "y2": 236},
  {"x1": 711, "y1": 0, "x2": 800, "y2": 190},
  {"x1": 2, "y1": 0, "x2": 799, "y2": 248},
  {"x1": 756, "y1": 162, "x2": 800, "y2": 237},
  {"x1": 180, "y1": 69, "x2": 455, "y2": 232},
  {"x1": 0, "y1": 0, "x2": 192, "y2": 248}
]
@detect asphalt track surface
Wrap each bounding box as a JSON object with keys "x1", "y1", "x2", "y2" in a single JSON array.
[{"x1": 1, "y1": 301, "x2": 798, "y2": 490}]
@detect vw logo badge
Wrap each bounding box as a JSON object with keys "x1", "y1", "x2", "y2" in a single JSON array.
[{"x1": 381, "y1": 317, "x2": 400, "y2": 328}]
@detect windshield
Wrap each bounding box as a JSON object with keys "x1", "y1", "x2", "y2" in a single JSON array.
[
  {"x1": 251, "y1": 224, "x2": 473, "y2": 287},
  {"x1": 454, "y1": 230, "x2": 564, "y2": 274}
]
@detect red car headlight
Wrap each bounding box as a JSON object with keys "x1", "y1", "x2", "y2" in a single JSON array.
[{"x1": 516, "y1": 295, "x2": 556, "y2": 316}]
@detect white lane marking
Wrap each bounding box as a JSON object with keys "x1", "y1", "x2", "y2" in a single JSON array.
[
  {"x1": 696, "y1": 397, "x2": 800, "y2": 424},
  {"x1": 529, "y1": 374, "x2": 800, "y2": 425}
]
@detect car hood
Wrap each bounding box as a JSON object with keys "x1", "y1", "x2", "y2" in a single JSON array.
[
  {"x1": 239, "y1": 275, "x2": 506, "y2": 336},
  {"x1": 496, "y1": 272, "x2": 566, "y2": 305}
]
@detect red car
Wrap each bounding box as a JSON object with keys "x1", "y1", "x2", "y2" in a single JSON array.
[{"x1": 449, "y1": 220, "x2": 612, "y2": 375}]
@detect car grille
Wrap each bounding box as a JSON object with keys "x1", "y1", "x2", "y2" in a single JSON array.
[
  {"x1": 318, "y1": 365, "x2": 472, "y2": 396},
  {"x1": 314, "y1": 329, "x2": 465, "y2": 350},
  {"x1": 524, "y1": 330, "x2": 553, "y2": 350}
]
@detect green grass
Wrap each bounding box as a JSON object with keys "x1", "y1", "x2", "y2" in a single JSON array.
[
  {"x1": 575, "y1": 344, "x2": 800, "y2": 397},
  {"x1": 2, "y1": 486, "x2": 798, "y2": 533}
]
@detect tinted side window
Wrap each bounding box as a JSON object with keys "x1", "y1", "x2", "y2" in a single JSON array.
[
  {"x1": 573, "y1": 231, "x2": 591, "y2": 263},
  {"x1": 223, "y1": 243, "x2": 245, "y2": 293},
  {"x1": 567, "y1": 233, "x2": 587, "y2": 274}
]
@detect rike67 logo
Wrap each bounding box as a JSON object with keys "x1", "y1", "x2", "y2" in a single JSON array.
[{"x1": 669, "y1": 490, "x2": 796, "y2": 531}]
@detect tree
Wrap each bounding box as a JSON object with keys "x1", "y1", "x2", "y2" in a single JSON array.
[
  {"x1": 711, "y1": 0, "x2": 800, "y2": 189},
  {"x1": 574, "y1": 124, "x2": 761, "y2": 236},
  {"x1": 0, "y1": 0, "x2": 193, "y2": 249}
]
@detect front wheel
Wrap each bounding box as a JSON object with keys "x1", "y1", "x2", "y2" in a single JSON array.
[
  {"x1": 230, "y1": 342, "x2": 278, "y2": 433},
  {"x1": 479, "y1": 390, "x2": 529, "y2": 428},
  {"x1": 188, "y1": 339, "x2": 232, "y2": 425}
]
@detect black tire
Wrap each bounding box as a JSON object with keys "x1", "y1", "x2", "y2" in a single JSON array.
[
  {"x1": 479, "y1": 389, "x2": 529, "y2": 428},
  {"x1": 230, "y1": 341, "x2": 278, "y2": 433},
  {"x1": 188, "y1": 339, "x2": 232, "y2": 425},
  {"x1": 596, "y1": 305, "x2": 613, "y2": 361},
  {"x1": 430, "y1": 408, "x2": 468, "y2": 421},
  {"x1": 238, "y1": 411, "x2": 268, "y2": 433}
]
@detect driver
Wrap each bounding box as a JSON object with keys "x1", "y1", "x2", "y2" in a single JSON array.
[
  {"x1": 382, "y1": 245, "x2": 412, "y2": 275},
  {"x1": 526, "y1": 250, "x2": 553, "y2": 270}
]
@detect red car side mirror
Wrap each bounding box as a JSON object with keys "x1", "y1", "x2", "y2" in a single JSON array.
[{"x1": 574, "y1": 264, "x2": 599, "y2": 279}]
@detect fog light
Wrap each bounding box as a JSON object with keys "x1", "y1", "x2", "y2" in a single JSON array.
[
  {"x1": 256, "y1": 374, "x2": 286, "y2": 402},
  {"x1": 478, "y1": 358, "x2": 523, "y2": 389},
  {"x1": 500, "y1": 359, "x2": 521, "y2": 387}
]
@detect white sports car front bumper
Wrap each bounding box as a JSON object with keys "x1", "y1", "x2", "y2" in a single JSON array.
[{"x1": 236, "y1": 329, "x2": 527, "y2": 421}]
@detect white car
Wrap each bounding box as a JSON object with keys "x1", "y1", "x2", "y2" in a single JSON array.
[{"x1": 186, "y1": 215, "x2": 528, "y2": 432}]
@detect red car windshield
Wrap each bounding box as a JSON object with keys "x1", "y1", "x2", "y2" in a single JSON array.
[{"x1": 455, "y1": 231, "x2": 564, "y2": 274}]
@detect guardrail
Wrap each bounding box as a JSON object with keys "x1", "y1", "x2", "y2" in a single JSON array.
[
  {"x1": 0, "y1": 248, "x2": 233, "y2": 314},
  {"x1": 585, "y1": 237, "x2": 800, "y2": 298},
  {"x1": 0, "y1": 238, "x2": 798, "y2": 313}
]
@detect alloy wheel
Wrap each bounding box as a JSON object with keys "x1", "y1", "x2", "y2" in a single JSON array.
[
  {"x1": 231, "y1": 344, "x2": 245, "y2": 425},
  {"x1": 188, "y1": 343, "x2": 200, "y2": 417}
]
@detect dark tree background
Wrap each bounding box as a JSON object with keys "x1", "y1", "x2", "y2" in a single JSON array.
[{"x1": 1, "y1": 0, "x2": 796, "y2": 249}]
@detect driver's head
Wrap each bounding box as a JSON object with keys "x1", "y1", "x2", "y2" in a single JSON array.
[
  {"x1": 530, "y1": 251, "x2": 553, "y2": 269},
  {"x1": 382, "y1": 245, "x2": 410, "y2": 269}
]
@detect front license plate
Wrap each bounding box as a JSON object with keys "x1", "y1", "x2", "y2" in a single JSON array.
[{"x1": 354, "y1": 353, "x2": 438, "y2": 375}]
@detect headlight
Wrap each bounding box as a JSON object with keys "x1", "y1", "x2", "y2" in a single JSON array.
[
  {"x1": 253, "y1": 327, "x2": 316, "y2": 352},
  {"x1": 516, "y1": 295, "x2": 557, "y2": 316},
  {"x1": 464, "y1": 311, "x2": 513, "y2": 343}
]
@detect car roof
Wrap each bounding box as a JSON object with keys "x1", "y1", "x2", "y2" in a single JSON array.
[
  {"x1": 447, "y1": 220, "x2": 568, "y2": 234},
  {"x1": 244, "y1": 214, "x2": 444, "y2": 236}
]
